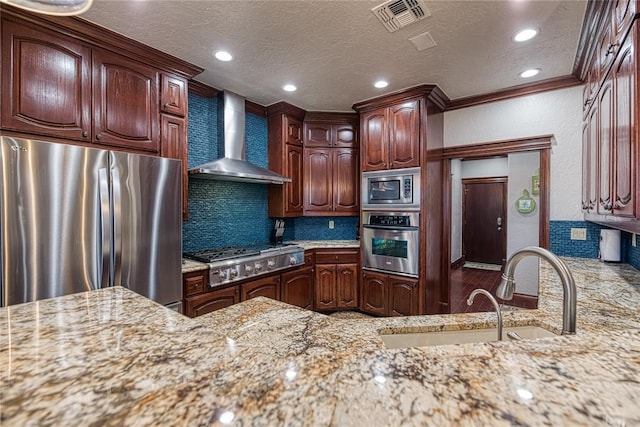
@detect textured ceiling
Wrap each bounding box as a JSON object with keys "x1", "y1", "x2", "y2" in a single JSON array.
[{"x1": 80, "y1": 0, "x2": 587, "y2": 111}]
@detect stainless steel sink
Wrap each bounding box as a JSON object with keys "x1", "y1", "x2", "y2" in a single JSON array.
[{"x1": 380, "y1": 325, "x2": 557, "y2": 348}]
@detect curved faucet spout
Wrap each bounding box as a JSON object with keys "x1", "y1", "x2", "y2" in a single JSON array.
[
  {"x1": 497, "y1": 246, "x2": 577, "y2": 335},
  {"x1": 467, "y1": 289, "x2": 503, "y2": 341}
]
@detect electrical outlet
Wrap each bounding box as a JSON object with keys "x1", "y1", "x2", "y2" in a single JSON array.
[
  {"x1": 633, "y1": 233, "x2": 637, "y2": 247},
  {"x1": 328, "y1": 220, "x2": 335, "y2": 229},
  {"x1": 570, "y1": 228, "x2": 587, "y2": 240}
]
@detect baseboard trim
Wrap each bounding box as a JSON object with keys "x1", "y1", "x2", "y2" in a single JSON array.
[{"x1": 451, "y1": 257, "x2": 464, "y2": 269}]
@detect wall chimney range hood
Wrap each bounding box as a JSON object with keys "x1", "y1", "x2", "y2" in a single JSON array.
[{"x1": 189, "y1": 91, "x2": 291, "y2": 184}]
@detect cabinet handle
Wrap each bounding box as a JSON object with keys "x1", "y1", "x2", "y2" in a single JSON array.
[
  {"x1": 82, "y1": 131, "x2": 88, "y2": 138},
  {"x1": 96, "y1": 133, "x2": 103, "y2": 140}
]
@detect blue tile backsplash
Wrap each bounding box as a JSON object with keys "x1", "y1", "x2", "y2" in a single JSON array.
[
  {"x1": 183, "y1": 93, "x2": 358, "y2": 252},
  {"x1": 549, "y1": 220, "x2": 603, "y2": 258}
]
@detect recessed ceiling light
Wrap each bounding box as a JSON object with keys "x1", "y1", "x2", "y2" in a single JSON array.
[
  {"x1": 283, "y1": 84, "x2": 297, "y2": 92},
  {"x1": 214, "y1": 51, "x2": 233, "y2": 62},
  {"x1": 519, "y1": 68, "x2": 541, "y2": 78},
  {"x1": 514, "y1": 28, "x2": 539, "y2": 42},
  {"x1": 374, "y1": 80, "x2": 389, "y2": 88}
]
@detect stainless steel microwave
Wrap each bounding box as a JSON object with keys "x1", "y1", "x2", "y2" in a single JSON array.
[{"x1": 362, "y1": 167, "x2": 421, "y2": 210}]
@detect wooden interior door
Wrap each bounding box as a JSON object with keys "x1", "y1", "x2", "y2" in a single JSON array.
[{"x1": 462, "y1": 178, "x2": 507, "y2": 265}]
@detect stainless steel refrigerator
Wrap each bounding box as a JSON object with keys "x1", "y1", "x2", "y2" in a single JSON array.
[{"x1": 0, "y1": 136, "x2": 182, "y2": 311}]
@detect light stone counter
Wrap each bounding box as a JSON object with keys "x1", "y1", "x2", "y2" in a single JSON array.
[
  {"x1": 290, "y1": 239, "x2": 360, "y2": 250},
  {"x1": 2, "y1": 257, "x2": 640, "y2": 426},
  {"x1": 181, "y1": 258, "x2": 208, "y2": 273}
]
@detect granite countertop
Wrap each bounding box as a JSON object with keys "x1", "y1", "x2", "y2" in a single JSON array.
[
  {"x1": 181, "y1": 258, "x2": 208, "y2": 273},
  {"x1": 2, "y1": 257, "x2": 640, "y2": 425}
]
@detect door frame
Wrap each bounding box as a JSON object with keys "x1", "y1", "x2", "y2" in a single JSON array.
[
  {"x1": 461, "y1": 176, "x2": 508, "y2": 265},
  {"x1": 440, "y1": 134, "x2": 553, "y2": 313}
]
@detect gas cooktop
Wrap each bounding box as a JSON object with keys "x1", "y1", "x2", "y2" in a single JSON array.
[{"x1": 183, "y1": 243, "x2": 304, "y2": 288}]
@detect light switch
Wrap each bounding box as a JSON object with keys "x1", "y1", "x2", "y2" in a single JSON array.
[
  {"x1": 329, "y1": 220, "x2": 335, "y2": 229},
  {"x1": 633, "y1": 233, "x2": 637, "y2": 247}
]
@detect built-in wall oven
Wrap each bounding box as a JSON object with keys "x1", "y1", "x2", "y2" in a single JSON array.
[{"x1": 362, "y1": 212, "x2": 419, "y2": 277}]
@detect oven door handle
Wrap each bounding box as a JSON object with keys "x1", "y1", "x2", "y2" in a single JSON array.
[{"x1": 362, "y1": 225, "x2": 419, "y2": 231}]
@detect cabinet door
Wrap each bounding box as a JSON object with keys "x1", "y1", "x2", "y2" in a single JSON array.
[
  {"x1": 389, "y1": 99, "x2": 420, "y2": 169},
  {"x1": 613, "y1": 0, "x2": 635, "y2": 44},
  {"x1": 361, "y1": 108, "x2": 388, "y2": 171},
  {"x1": 161, "y1": 114, "x2": 188, "y2": 220},
  {"x1": 183, "y1": 269, "x2": 207, "y2": 297},
  {"x1": 597, "y1": 79, "x2": 613, "y2": 214},
  {"x1": 336, "y1": 264, "x2": 358, "y2": 308},
  {"x1": 613, "y1": 36, "x2": 636, "y2": 217},
  {"x1": 305, "y1": 148, "x2": 333, "y2": 212},
  {"x1": 92, "y1": 49, "x2": 160, "y2": 152},
  {"x1": 388, "y1": 275, "x2": 419, "y2": 316},
  {"x1": 304, "y1": 122, "x2": 332, "y2": 147},
  {"x1": 581, "y1": 121, "x2": 591, "y2": 211},
  {"x1": 185, "y1": 286, "x2": 239, "y2": 318},
  {"x1": 1, "y1": 20, "x2": 91, "y2": 141},
  {"x1": 285, "y1": 115, "x2": 303, "y2": 146},
  {"x1": 281, "y1": 266, "x2": 314, "y2": 309},
  {"x1": 334, "y1": 123, "x2": 357, "y2": 148},
  {"x1": 333, "y1": 148, "x2": 359, "y2": 213},
  {"x1": 241, "y1": 275, "x2": 281, "y2": 301},
  {"x1": 286, "y1": 143, "x2": 305, "y2": 214},
  {"x1": 314, "y1": 265, "x2": 337, "y2": 310},
  {"x1": 360, "y1": 271, "x2": 387, "y2": 316},
  {"x1": 597, "y1": 22, "x2": 615, "y2": 80},
  {"x1": 587, "y1": 102, "x2": 599, "y2": 211},
  {"x1": 161, "y1": 74, "x2": 187, "y2": 117}
]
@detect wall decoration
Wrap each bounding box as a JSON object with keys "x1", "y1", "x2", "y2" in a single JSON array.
[
  {"x1": 515, "y1": 189, "x2": 536, "y2": 214},
  {"x1": 531, "y1": 168, "x2": 540, "y2": 195}
]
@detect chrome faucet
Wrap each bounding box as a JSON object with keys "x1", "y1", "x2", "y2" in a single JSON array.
[
  {"x1": 467, "y1": 289, "x2": 503, "y2": 341},
  {"x1": 496, "y1": 246, "x2": 576, "y2": 335}
]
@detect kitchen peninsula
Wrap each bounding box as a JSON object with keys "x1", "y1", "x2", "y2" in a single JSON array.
[{"x1": 2, "y1": 257, "x2": 640, "y2": 426}]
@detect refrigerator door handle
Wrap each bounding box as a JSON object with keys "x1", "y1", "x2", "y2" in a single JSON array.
[
  {"x1": 98, "y1": 168, "x2": 111, "y2": 287},
  {"x1": 112, "y1": 167, "x2": 123, "y2": 287}
]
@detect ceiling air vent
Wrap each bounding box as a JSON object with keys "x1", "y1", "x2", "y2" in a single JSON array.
[{"x1": 372, "y1": 0, "x2": 431, "y2": 33}]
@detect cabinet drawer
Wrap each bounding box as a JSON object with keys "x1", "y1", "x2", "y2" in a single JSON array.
[
  {"x1": 183, "y1": 269, "x2": 207, "y2": 297},
  {"x1": 315, "y1": 249, "x2": 359, "y2": 264}
]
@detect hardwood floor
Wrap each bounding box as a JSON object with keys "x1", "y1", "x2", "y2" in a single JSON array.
[
  {"x1": 449, "y1": 266, "x2": 503, "y2": 313},
  {"x1": 449, "y1": 265, "x2": 539, "y2": 313}
]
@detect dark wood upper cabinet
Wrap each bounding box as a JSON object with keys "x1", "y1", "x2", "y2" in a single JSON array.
[
  {"x1": 612, "y1": 35, "x2": 636, "y2": 217},
  {"x1": 161, "y1": 74, "x2": 187, "y2": 117},
  {"x1": 92, "y1": 49, "x2": 160, "y2": 153},
  {"x1": 1, "y1": 20, "x2": 91, "y2": 141},
  {"x1": 360, "y1": 109, "x2": 388, "y2": 171},
  {"x1": 597, "y1": 79, "x2": 613, "y2": 214},
  {"x1": 267, "y1": 102, "x2": 306, "y2": 217},
  {"x1": 359, "y1": 99, "x2": 419, "y2": 171},
  {"x1": 161, "y1": 114, "x2": 188, "y2": 220},
  {"x1": 303, "y1": 113, "x2": 359, "y2": 216}
]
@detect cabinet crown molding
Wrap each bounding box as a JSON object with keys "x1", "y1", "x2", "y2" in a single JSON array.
[
  {"x1": 352, "y1": 84, "x2": 450, "y2": 113},
  {"x1": 266, "y1": 101, "x2": 306, "y2": 119}
]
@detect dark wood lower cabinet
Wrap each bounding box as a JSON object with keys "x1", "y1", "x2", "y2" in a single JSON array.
[
  {"x1": 185, "y1": 285, "x2": 239, "y2": 318},
  {"x1": 361, "y1": 271, "x2": 387, "y2": 315},
  {"x1": 314, "y1": 263, "x2": 358, "y2": 310},
  {"x1": 281, "y1": 266, "x2": 314, "y2": 309},
  {"x1": 241, "y1": 275, "x2": 281, "y2": 301},
  {"x1": 361, "y1": 271, "x2": 419, "y2": 316}
]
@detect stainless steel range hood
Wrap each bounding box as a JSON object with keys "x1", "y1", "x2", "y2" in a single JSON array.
[{"x1": 189, "y1": 91, "x2": 291, "y2": 184}]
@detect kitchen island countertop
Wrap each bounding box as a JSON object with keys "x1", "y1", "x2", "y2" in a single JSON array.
[{"x1": 2, "y1": 258, "x2": 640, "y2": 426}]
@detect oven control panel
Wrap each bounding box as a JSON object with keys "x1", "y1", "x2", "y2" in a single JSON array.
[{"x1": 368, "y1": 214, "x2": 414, "y2": 227}]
